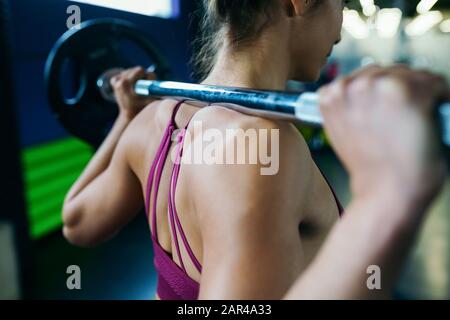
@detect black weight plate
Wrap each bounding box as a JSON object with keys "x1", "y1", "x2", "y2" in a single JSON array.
[{"x1": 44, "y1": 18, "x2": 171, "y2": 147}]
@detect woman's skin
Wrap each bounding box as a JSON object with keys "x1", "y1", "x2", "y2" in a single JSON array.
[{"x1": 62, "y1": 0, "x2": 449, "y2": 299}]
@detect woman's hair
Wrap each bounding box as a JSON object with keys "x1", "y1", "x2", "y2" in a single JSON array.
[{"x1": 191, "y1": 0, "x2": 278, "y2": 81}]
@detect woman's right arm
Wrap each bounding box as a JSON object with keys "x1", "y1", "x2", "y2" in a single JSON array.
[{"x1": 286, "y1": 65, "x2": 449, "y2": 299}]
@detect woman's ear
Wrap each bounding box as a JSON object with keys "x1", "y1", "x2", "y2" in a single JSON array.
[{"x1": 286, "y1": 0, "x2": 315, "y2": 16}]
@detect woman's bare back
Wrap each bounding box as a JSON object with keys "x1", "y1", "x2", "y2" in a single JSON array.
[{"x1": 127, "y1": 99, "x2": 340, "y2": 294}]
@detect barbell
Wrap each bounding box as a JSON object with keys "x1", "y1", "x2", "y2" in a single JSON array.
[{"x1": 45, "y1": 18, "x2": 450, "y2": 149}]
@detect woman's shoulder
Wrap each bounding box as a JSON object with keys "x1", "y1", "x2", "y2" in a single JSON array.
[
  {"x1": 193, "y1": 104, "x2": 312, "y2": 159},
  {"x1": 130, "y1": 99, "x2": 302, "y2": 137},
  {"x1": 125, "y1": 98, "x2": 197, "y2": 145},
  {"x1": 182, "y1": 104, "x2": 315, "y2": 221},
  {"x1": 118, "y1": 99, "x2": 184, "y2": 174},
  {"x1": 131, "y1": 99, "x2": 180, "y2": 130},
  {"x1": 191, "y1": 104, "x2": 292, "y2": 128}
]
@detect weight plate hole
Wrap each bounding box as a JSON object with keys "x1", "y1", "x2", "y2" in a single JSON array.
[{"x1": 59, "y1": 57, "x2": 87, "y2": 106}]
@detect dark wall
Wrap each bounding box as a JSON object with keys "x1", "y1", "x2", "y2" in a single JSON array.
[
  {"x1": 9, "y1": 0, "x2": 198, "y2": 147},
  {"x1": 1, "y1": 0, "x2": 31, "y2": 298}
]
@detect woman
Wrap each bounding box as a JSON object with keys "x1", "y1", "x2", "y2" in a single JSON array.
[{"x1": 62, "y1": 0, "x2": 448, "y2": 299}]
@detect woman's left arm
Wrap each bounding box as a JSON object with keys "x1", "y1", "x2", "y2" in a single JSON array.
[
  {"x1": 62, "y1": 113, "x2": 143, "y2": 247},
  {"x1": 62, "y1": 67, "x2": 154, "y2": 247}
]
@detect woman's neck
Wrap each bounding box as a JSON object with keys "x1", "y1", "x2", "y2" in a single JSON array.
[{"x1": 201, "y1": 26, "x2": 291, "y2": 91}]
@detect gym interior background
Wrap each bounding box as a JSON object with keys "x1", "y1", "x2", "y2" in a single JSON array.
[{"x1": 0, "y1": 0, "x2": 449, "y2": 299}]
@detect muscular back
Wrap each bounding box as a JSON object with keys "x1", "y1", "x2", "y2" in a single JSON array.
[
  {"x1": 62, "y1": 98, "x2": 339, "y2": 299},
  {"x1": 126, "y1": 99, "x2": 340, "y2": 298}
]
